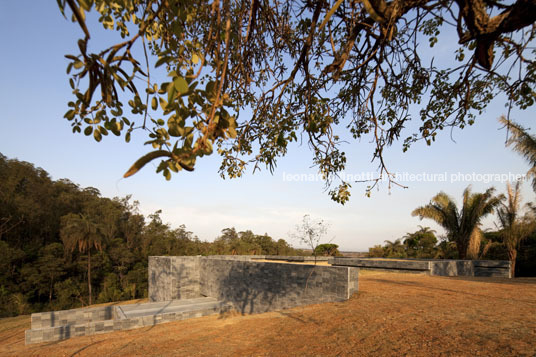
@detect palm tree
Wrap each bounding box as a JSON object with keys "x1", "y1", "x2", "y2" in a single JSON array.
[
  {"x1": 496, "y1": 182, "x2": 534, "y2": 277},
  {"x1": 499, "y1": 116, "x2": 536, "y2": 191},
  {"x1": 412, "y1": 186, "x2": 503, "y2": 259},
  {"x1": 402, "y1": 226, "x2": 438, "y2": 258},
  {"x1": 383, "y1": 239, "x2": 406, "y2": 258},
  {"x1": 60, "y1": 213, "x2": 103, "y2": 305}
]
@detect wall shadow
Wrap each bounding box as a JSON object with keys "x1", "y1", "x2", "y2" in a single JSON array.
[{"x1": 211, "y1": 262, "x2": 318, "y2": 315}]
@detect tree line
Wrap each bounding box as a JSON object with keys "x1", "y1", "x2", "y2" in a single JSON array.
[
  {"x1": 369, "y1": 184, "x2": 536, "y2": 277},
  {"x1": 0, "y1": 154, "x2": 302, "y2": 317}
]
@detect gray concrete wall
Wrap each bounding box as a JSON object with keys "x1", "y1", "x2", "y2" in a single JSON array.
[
  {"x1": 264, "y1": 255, "x2": 331, "y2": 262},
  {"x1": 203, "y1": 255, "x2": 265, "y2": 261},
  {"x1": 199, "y1": 258, "x2": 358, "y2": 314},
  {"x1": 149, "y1": 256, "x2": 359, "y2": 313},
  {"x1": 329, "y1": 258, "x2": 511, "y2": 278},
  {"x1": 30, "y1": 306, "x2": 115, "y2": 329},
  {"x1": 429, "y1": 260, "x2": 474, "y2": 276},
  {"x1": 329, "y1": 257, "x2": 430, "y2": 272},
  {"x1": 26, "y1": 301, "x2": 225, "y2": 344},
  {"x1": 148, "y1": 256, "x2": 201, "y2": 301}
]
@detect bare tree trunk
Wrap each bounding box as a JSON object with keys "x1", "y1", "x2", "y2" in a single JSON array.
[
  {"x1": 509, "y1": 249, "x2": 517, "y2": 278},
  {"x1": 88, "y1": 249, "x2": 92, "y2": 306},
  {"x1": 456, "y1": 238, "x2": 467, "y2": 260}
]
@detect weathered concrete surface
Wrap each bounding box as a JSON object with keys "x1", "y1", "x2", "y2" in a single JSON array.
[
  {"x1": 148, "y1": 256, "x2": 201, "y2": 301},
  {"x1": 30, "y1": 305, "x2": 115, "y2": 330},
  {"x1": 199, "y1": 258, "x2": 357, "y2": 314},
  {"x1": 149, "y1": 256, "x2": 359, "y2": 314},
  {"x1": 329, "y1": 258, "x2": 430, "y2": 271},
  {"x1": 117, "y1": 297, "x2": 227, "y2": 319},
  {"x1": 25, "y1": 297, "x2": 228, "y2": 345},
  {"x1": 429, "y1": 260, "x2": 474, "y2": 277},
  {"x1": 264, "y1": 255, "x2": 331, "y2": 262},
  {"x1": 329, "y1": 258, "x2": 511, "y2": 278}
]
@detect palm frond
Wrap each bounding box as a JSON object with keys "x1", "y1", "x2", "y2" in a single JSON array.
[{"x1": 500, "y1": 116, "x2": 536, "y2": 191}]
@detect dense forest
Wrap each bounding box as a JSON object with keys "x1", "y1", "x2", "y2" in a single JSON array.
[{"x1": 0, "y1": 154, "x2": 303, "y2": 317}]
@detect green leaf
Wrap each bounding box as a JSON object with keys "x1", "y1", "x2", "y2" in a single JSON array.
[
  {"x1": 155, "y1": 56, "x2": 168, "y2": 68},
  {"x1": 123, "y1": 150, "x2": 171, "y2": 178},
  {"x1": 84, "y1": 126, "x2": 93, "y2": 136},
  {"x1": 151, "y1": 97, "x2": 158, "y2": 110},
  {"x1": 94, "y1": 128, "x2": 102, "y2": 142},
  {"x1": 173, "y1": 77, "x2": 189, "y2": 94}
]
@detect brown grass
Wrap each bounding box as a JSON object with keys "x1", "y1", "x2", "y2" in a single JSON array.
[{"x1": 1, "y1": 271, "x2": 535, "y2": 356}]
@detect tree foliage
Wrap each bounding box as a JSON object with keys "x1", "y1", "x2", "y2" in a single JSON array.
[
  {"x1": 412, "y1": 186, "x2": 503, "y2": 259},
  {"x1": 500, "y1": 116, "x2": 536, "y2": 192},
  {"x1": 368, "y1": 227, "x2": 439, "y2": 258},
  {"x1": 496, "y1": 181, "x2": 535, "y2": 276},
  {"x1": 57, "y1": 0, "x2": 536, "y2": 202},
  {"x1": 314, "y1": 243, "x2": 341, "y2": 256}
]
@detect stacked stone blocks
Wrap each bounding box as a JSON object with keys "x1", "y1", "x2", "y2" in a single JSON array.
[
  {"x1": 149, "y1": 256, "x2": 359, "y2": 314},
  {"x1": 329, "y1": 258, "x2": 511, "y2": 278}
]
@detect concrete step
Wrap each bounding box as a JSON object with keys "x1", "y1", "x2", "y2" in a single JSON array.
[
  {"x1": 117, "y1": 297, "x2": 225, "y2": 319},
  {"x1": 119, "y1": 297, "x2": 217, "y2": 312}
]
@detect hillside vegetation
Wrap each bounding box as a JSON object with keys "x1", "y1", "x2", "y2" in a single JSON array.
[{"x1": 0, "y1": 154, "x2": 302, "y2": 317}]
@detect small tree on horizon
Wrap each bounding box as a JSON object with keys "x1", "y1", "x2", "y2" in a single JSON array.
[
  {"x1": 314, "y1": 243, "x2": 340, "y2": 257},
  {"x1": 291, "y1": 215, "x2": 330, "y2": 264}
]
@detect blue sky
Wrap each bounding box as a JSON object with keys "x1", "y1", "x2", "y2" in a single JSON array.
[{"x1": 1, "y1": 1, "x2": 534, "y2": 251}]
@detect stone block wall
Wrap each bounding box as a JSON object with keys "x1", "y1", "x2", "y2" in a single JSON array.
[
  {"x1": 26, "y1": 300, "x2": 225, "y2": 344},
  {"x1": 329, "y1": 258, "x2": 511, "y2": 278},
  {"x1": 148, "y1": 256, "x2": 201, "y2": 301},
  {"x1": 30, "y1": 306, "x2": 115, "y2": 330},
  {"x1": 429, "y1": 260, "x2": 475, "y2": 276},
  {"x1": 264, "y1": 255, "x2": 331, "y2": 262},
  {"x1": 199, "y1": 258, "x2": 358, "y2": 313},
  {"x1": 149, "y1": 256, "x2": 359, "y2": 313}
]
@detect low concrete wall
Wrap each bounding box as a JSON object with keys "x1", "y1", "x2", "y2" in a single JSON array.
[
  {"x1": 30, "y1": 305, "x2": 115, "y2": 329},
  {"x1": 26, "y1": 301, "x2": 225, "y2": 344},
  {"x1": 264, "y1": 255, "x2": 331, "y2": 262},
  {"x1": 329, "y1": 258, "x2": 511, "y2": 278},
  {"x1": 330, "y1": 257, "x2": 430, "y2": 272},
  {"x1": 149, "y1": 256, "x2": 359, "y2": 313},
  {"x1": 429, "y1": 260, "x2": 475, "y2": 277},
  {"x1": 199, "y1": 258, "x2": 358, "y2": 313}
]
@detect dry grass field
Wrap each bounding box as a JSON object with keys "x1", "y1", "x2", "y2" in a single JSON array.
[{"x1": 1, "y1": 271, "x2": 535, "y2": 356}]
